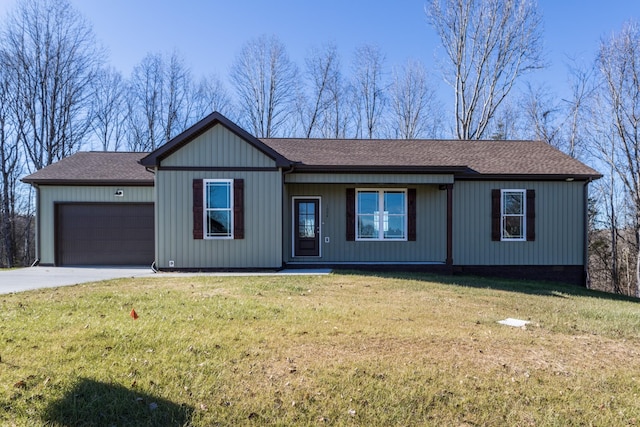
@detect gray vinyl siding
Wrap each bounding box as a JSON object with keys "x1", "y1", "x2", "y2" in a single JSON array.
[
  {"x1": 37, "y1": 185, "x2": 153, "y2": 265},
  {"x1": 161, "y1": 124, "x2": 277, "y2": 168},
  {"x1": 453, "y1": 180, "x2": 585, "y2": 265},
  {"x1": 155, "y1": 170, "x2": 282, "y2": 269},
  {"x1": 284, "y1": 183, "x2": 447, "y2": 263}
]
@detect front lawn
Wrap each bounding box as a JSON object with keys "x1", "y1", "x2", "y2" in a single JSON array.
[{"x1": 2, "y1": 272, "x2": 639, "y2": 426}]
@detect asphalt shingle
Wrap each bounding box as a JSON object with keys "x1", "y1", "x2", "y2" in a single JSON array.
[
  {"x1": 22, "y1": 152, "x2": 153, "y2": 184},
  {"x1": 260, "y1": 138, "x2": 601, "y2": 177},
  {"x1": 22, "y1": 137, "x2": 602, "y2": 184}
]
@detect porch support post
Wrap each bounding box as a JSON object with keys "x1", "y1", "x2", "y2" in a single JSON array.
[{"x1": 446, "y1": 184, "x2": 453, "y2": 266}]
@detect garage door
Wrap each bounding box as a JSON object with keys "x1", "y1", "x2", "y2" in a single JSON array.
[{"x1": 56, "y1": 203, "x2": 154, "y2": 266}]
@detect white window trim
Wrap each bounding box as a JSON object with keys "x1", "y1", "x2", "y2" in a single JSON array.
[
  {"x1": 356, "y1": 188, "x2": 408, "y2": 241},
  {"x1": 203, "y1": 179, "x2": 234, "y2": 240},
  {"x1": 501, "y1": 189, "x2": 526, "y2": 242}
]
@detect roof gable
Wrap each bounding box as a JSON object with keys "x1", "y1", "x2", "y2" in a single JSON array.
[{"x1": 139, "y1": 111, "x2": 290, "y2": 168}]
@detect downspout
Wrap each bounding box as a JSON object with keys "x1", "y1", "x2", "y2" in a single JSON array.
[
  {"x1": 144, "y1": 166, "x2": 158, "y2": 272},
  {"x1": 281, "y1": 163, "x2": 296, "y2": 268},
  {"x1": 32, "y1": 184, "x2": 41, "y2": 266},
  {"x1": 583, "y1": 178, "x2": 592, "y2": 288}
]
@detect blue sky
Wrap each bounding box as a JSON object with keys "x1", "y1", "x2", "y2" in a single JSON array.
[{"x1": 0, "y1": 0, "x2": 638, "y2": 101}]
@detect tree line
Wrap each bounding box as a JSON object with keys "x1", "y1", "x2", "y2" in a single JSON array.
[{"x1": 0, "y1": 0, "x2": 638, "y2": 297}]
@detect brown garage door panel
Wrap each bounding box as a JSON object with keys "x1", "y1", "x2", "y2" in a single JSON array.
[{"x1": 57, "y1": 203, "x2": 154, "y2": 266}]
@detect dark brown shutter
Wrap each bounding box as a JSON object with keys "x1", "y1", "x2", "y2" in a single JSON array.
[
  {"x1": 526, "y1": 189, "x2": 535, "y2": 241},
  {"x1": 408, "y1": 188, "x2": 416, "y2": 241},
  {"x1": 491, "y1": 189, "x2": 501, "y2": 241},
  {"x1": 233, "y1": 179, "x2": 244, "y2": 239},
  {"x1": 193, "y1": 179, "x2": 203, "y2": 240},
  {"x1": 346, "y1": 188, "x2": 355, "y2": 241}
]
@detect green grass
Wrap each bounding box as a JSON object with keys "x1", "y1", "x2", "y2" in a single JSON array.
[{"x1": 2, "y1": 271, "x2": 640, "y2": 426}]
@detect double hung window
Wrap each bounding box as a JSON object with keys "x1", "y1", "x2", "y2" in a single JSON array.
[
  {"x1": 501, "y1": 189, "x2": 525, "y2": 241},
  {"x1": 356, "y1": 189, "x2": 407, "y2": 240},
  {"x1": 204, "y1": 179, "x2": 233, "y2": 238}
]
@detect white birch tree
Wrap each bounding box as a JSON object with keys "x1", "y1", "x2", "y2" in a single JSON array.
[
  {"x1": 595, "y1": 21, "x2": 640, "y2": 296},
  {"x1": 230, "y1": 35, "x2": 298, "y2": 138},
  {"x1": 426, "y1": 0, "x2": 544, "y2": 140},
  {"x1": 389, "y1": 59, "x2": 442, "y2": 139}
]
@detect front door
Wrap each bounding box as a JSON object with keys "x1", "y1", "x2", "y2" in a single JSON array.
[{"x1": 294, "y1": 198, "x2": 320, "y2": 257}]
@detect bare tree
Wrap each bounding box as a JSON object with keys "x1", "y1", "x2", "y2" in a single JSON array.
[
  {"x1": 231, "y1": 35, "x2": 298, "y2": 138},
  {"x1": 563, "y1": 64, "x2": 596, "y2": 159},
  {"x1": 127, "y1": 53, "x2": 162, "y2": 151},
  {"x1": 193, "y1": 73, "x2": 233, "y2": 118},
  {"x1": 595, "y1": 21, "x2": 640, "y2": 296},
  {"x1": 316, "y1": 52, "x2": 351, "y2": 139},
  {"x1": 298, "y1": 43, "x2": 341, "y2": 137},
  {"x1": 520, "y1": 84, "x2": 562, "y2": 146},
  {"x1": 389, "y1": 59, "x2": 441, "y2": 139},
  {"x1": 0, "y1": 62, "x2": 20, "y2": 267},
  {"x1": 90, "y1": 67, "x2": 127, "y2": 151},
  {"x1": 1, "y1": 0, "x2": 102, "y2": 170},
  {"x1": 127, "y1": 51, "x2": 195, "y2": 151},
  {"x1": 426, "y1": 0, "x2": 544, "y2": 140},
  {"x1": 352, "y1": 44, "x2": 386, "y2": 139}
]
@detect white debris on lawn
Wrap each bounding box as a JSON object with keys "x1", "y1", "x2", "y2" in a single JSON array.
[{"x1": 498, "y1": 318, "x2": 530, "y2": 327}]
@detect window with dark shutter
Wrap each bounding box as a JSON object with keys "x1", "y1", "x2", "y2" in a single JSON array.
[
  {"x1": 526, "y1": 189, "x2": 535, "y2": 241},
  {"x1": 346, "y1": 188, "x2": 355, "y2": 241},
  {"x1": 349, "y1": 188, "x2": 411, "y2": 241},
  {"x1": 194, "y1": 178, "x2": 244, "y2": 240},
  {"x1": 193, "y1": 179, "x2": 204, "y2": 239},
  {"x1": 233, "y1": 179, "x2": 244, "y2": 239},
  {"x1": 408, "y1": 188, "x2": 416, "y2": 241},
  {"x1": 492, "y1": 188, "x2": 535, "y2": 242},
  {"x1": 491, "y1": 189, "x2": 501, "y2": 241}
]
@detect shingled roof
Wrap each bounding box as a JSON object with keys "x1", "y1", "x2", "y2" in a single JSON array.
[
  {"x1": 21, "y1": 132, "x2": 602, "y2": 185},
  {"x1": 22, "y1": 152, "x2": 153, "y2": 185},
  {"x1": 260, "y1": 138, "x2": 602, "y2": 179}
]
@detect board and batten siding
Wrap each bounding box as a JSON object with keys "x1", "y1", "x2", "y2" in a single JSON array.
[
  {"x1": 160, "y1": 124, "x2": 277, "y2": 168},
  {"x1": 37, "y1": 185, "x2": 154, "y2": 265},
  {"x1": 154, "y1": 121, "x2": 282, "y2": 269},
  {"x1": 155, "y1": 170, "x2": 282, "y2": 269},
  {"x1": 284, "y1": 183, "x2": 447, "y2": 263},
  {"x1": 453, "y1": 180, "x2": 585, "y2": 265}
]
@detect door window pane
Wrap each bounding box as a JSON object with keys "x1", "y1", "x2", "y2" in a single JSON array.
[{"x1": 298, "y1": 202, "x2": 315, "y2": 238}]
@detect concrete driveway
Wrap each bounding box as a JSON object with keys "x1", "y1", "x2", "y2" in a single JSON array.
[{"x1": 0, "y1": 266, "x2": 156, "y2": 294}]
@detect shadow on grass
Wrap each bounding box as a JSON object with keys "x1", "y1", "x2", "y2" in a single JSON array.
[
  {"x1": 335, "y1": 269, "x2": 640, "y2": 303},
  {"x1": 42, "y1": 377, "x2": 193, "y2": 426}
]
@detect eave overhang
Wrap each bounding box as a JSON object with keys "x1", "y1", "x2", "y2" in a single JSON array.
[{"x1": 20, "y1": 178, "x2": 154, "y2": 186}]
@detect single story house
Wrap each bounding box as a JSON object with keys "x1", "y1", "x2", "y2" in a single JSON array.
[{"x1": 22, "y1": 112, "x2": 602, "y2": 285}]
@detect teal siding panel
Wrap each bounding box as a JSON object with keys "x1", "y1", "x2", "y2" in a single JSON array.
[
  {"x1": 161, "y1": 125, "x2": 276, "y2": 168},
  {"x1": 284, "y1": 183, "x2": 447, "y2": 263},
  {"x1": 453, "y1": 180, "x2": 585, "y2": 265},
  {"x1": 155, "y1": 170, "x2": 282, "y2": 269},
  {"x1": 38, "y1": 185, "x2": 154, "y2": 265}
]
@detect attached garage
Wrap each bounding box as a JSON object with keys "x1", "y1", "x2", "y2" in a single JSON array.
[
  {"x1": 21, "y1": 152, "x2": 155, "y2": 267},
  {"x1": 56, "y1": 203, "x2": 154, "y2": 266}
]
